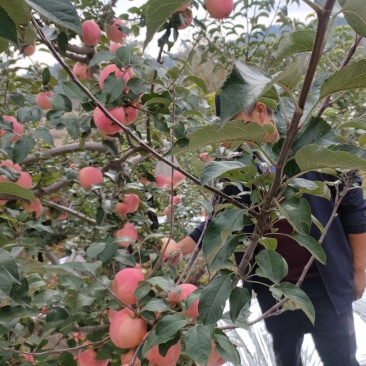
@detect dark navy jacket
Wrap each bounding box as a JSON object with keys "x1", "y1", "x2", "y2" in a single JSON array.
[{"x1": 189, "y1": 170, "x2": 366, "y2": 313}]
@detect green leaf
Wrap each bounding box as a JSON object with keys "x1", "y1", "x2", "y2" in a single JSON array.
[
  {"x1": 144, "y1": 0, "x2": 190, "y2": 49},
  {"x1": 220, "y1": 61, "x2": 273, "y2": 124},
  {"x1": 277, "y1": 197, "x2": 312, "y2": 235},
  {"x1": 273, "y1": 55, "x2": 308, "y2": 90},
  {"x1": 169, "y1": 120, "x2": 267, "y2": 156},
  {"x1": 198, "y1": 272, "x2": 232, "y2": 325},
  {"x1": 339, "y1": 0, "x2": 366, "y2": 37},
  {"x1": 0, "y1": 6, "x2": 18, "y2": 44},
  {"x1": 0, "y1": 248, "x2": 20, "y2": 285},
  {"x1": 62, "y1": 81, "x2": 89, "y2": 101},
  {"x1": 141, "y1": 298, "x2": 170, "y2": 313},
  {"x1": 272, "y1": 282, "x2": 315, "y2": 324},
  {"x1": 229, "y1": 287, "x2": 250, "y2": 323},
  {"x1": 182, "y1": 76, "x2": 207, "y2": 93},
  {"x1": 295, "y1": 144, "x2": 366, "y2": 172},
  {"x1": 184, "y1": 325, "x2": 213, "y2": 364},
  {"x1": 202, "y1": 209, "x2": 246, "y2": 264},
  {"x1": 24, "y1": 0, "x2": 82, "y2": 34},
  {"x1": 289, "y1": 178, "x2": 331, "y2": 200},
  {"x1": 214, "y1": 331, "x2": 241, "y2": 365},
  {"x1": 13, "y1": 136, "x2": 36, "y2": 164},
  {"x1": 0, "y1": 182, "x2": 36, "y2": 202},
  {"x1": 146, "y1": 276, "x2": 176, "y2": 292},
  {"x1": 155, "y1": 314, "x2": 187, "y2": 338},
  {"x1": 274, "y1": 30, "x2": 316, "y2": 63},
  {"x1": 320, "y1": 60, "x2": 366, "y2": 99},
  {"x1": 88, "y1": 51, "x2": 116, "y2": 68},
  {"x1": 32, "y1": 127, "x2": 54, "y2": 146},
  {"x1": 210, "y1": 234, "x2": 240, "y2": 270},
  {"x1": 142, "y1": 329, "x2": 175, "y2": 357},
  {"x1": 289, "y1": 235, "x2": 326, "y2": 264},
  {"x1": 0, "y1": 305, "x2": 38, "y2": 322},
  {"x1": 200, "y1": 160, "x2": 256, "y2": 186},
  {"x1": 104, "y1": 76, "x2": 125, "y2": 103},
  {"x1": 0, "y1": 0, "x2": 30, "y2": 26},
  {"x1": 256, "y1": 249, "x2": 288, "y2": 283},
  {"x1": 51, "y1": 94, "x2": 72, "y2": 111},
  {"x1": 9, "y1": 277, "x2": 30, "y2": 306},
  {"x1": 116, "y1": 44, "x2": 140, "y2": 66}
]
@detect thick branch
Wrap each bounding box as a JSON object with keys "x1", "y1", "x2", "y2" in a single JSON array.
[
  {"x1": 22, "y1": 142, "x2": 108, "y2": 165},
  {"x1": 233, "y1": 0, "x2": 337, "y2": 287},
  {"x1": 33, "y1": 178, "x2": 72, "y2": 197}
]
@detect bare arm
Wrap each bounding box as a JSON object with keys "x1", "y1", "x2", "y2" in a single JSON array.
[
  {"x1": 177, "y1": 236, "x2": 197, "y2": 256},
  {"x1": 348, "y1": 232, "x2": 366, "y2": 300}
]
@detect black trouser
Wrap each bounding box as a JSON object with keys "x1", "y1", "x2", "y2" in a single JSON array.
[{"x1": 253, "y1": 277, "x2": 359, "y2": 366}]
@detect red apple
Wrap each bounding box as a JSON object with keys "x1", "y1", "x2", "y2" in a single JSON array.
[
  {"x1": 73, "y1": 63, "x2": 91, "y2": 80},
  {"x1": 98, "y1": 64, "x2": 130, "y2": 92},
  {"x1": 36, "y1": 91, "x2": 54, "y2": 110},
  {"x1": 205, "y1": 0, "x2": 234, "y2": 19},
  {"x1": 121, "y1": 348, "x2": 141, "y2": 365},
  {"x1": 22, "y1": 198, "x2": 43, "y2": 218},
  {"x1": 172, "y1": 171, "x2": 185, "y2": 187},
  {"x1": 124, "y1": 193, "x2": 140, "y2": 213},
  {"x1": 146, "y1": 341, "x2": 181, "y2": 366},
  {"x1": 160, "y1": 238, "x2": 180, "y2": 260},
  {"x1": 17, "y1": 172, "x2": 32, "y2": 189},
  {"x1": 0, "y1": 160, "x2": 21, "y2": 183},
  {"x1": 23, "y1": 45, "x2": 36, "y2": 56},
  {"x1": 77, "y1": 347, "x2": 109, "y2": 366},
  {"x1": 93, "y1": 106, "x2": 125, "y2": 135},
  {"x1": 167, "y1": 283, "x2": 199, "y2": 319},
  {"x1": 106, "y1": 19, "x2": 127, "y2": 43},
  {"x1": 155, "y1": 175, "x2": 170, "y2": 189},
  {"x1": 0, "y1": 116, "x2": 24, "y2": 142},
  {"x1": 109, "y1": 43, "x2": 122, "y2": 53},
  {"x1": 124, "y1": 105, "x2": 139, "y2": 125},
  {"x1": 172, "y1": 195, "x2": 181, "y2": 205},
  {"x1": 115, "y1": 222, "x2": 138, "y2": 247},
  {"x1": 109, "y1": 308, "x2": 147, "y2": 349},
  {"x1": 114, "y1": 201, "x2": 129, "y2": 217},
  {"x1": 178, "y1": 9, "x2": 193, "y2": 30},
  {"x1": 82, "y1": 20, "x2": 102, "y2": 46},
  {"x1": 207, "y1": 341, "x2": 226, "y2": 366},
  {"x1": 112, "y1": 267, "x2": 144, "y2": 305},
  {"x1": 78, "y1": 167, "x2": 103, "y2": 189}
]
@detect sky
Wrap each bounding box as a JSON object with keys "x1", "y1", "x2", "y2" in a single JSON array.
[{"x1": 15, "y1": 0, "x2": 313, "y2": 68}]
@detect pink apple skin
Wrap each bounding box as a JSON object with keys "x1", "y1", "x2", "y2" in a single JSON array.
[
  {"x1": 207, "y1": 341, "x2": 226, "y2": 366},
  {"x1": 93, "y1": 106, "x2": 125, "y2": 135},
  {"x1": 109, "y1": 43, "x2": 122, "y2": 53},
  {"x1": 114, "y1": 201, "x2": 129, "y2": 217},
  {"x1": 155, "y1": 175, "x2": 170, "y2": 189},
  {"x1": 205, "y1": 0, "x2": 234, "y2": 19},
  {"x1": 124, "y1": 193, "x2": 140, "y2": 213},
  {"x1": 160, "y1": 238, "x2": 181, "y2": 260},
  {"x1": 106, "y1": 19, "x2": 127, "y2": 43},
  {"x1": 112, "y1": 267, "x2": 144, "y2": 305},
  {"x1": 17, "y1": 172, "x2": 32, "y2": 189},
  {"x1": 0, "y1": 116, "x2": 24, "y2": 142},
  {"x1": 109, "y1": 308, "x2": 147, "y2": 349},
  {"x1": 77, "y1": 348, "x2": 109, "y2": 366},
  {"x1": 99, "y1": 64, "x2": 130, "y2": 92},
  {"x1": 23, "y1": 45, "x2": 36, "y2": 56},
  {"x1": 172, "y1": 171, "x2": 185, "y2": 187},
  {"x1": 82, "y1": 20, "x2": 102, "y2": 46},
  {"x1": 146, "y1": 341, "x2": 181, "y2": 366},
  {"x1": 36, "y1": 91, "x2": 54, "y2": 110},
  {"x1": 124, "y1": 105, "x2": 139, "y2": 125},
  {"x1": 0, "y1": 159, "x2": 22, "y2": 182},
  {"x1": 115, "y1": 222, "x2": 138, "y2": 247},
  {"x1": 73, "y1": 63, "x2": 91, "y2": 80},
  {"x1": 172, "y1": 195, "x2": 181, "y2": 205},
  {"x1": 167, "y1": 283, "x2": 199, "y2": 319},
  {"x1": 78, "y1": 167, "x2": 103, "y2": 189},
  {"x1": 22, "y1": 198, "x2": 43, "y2": 218}
]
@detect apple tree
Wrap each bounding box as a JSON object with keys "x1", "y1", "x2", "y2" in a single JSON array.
[{"x1": 0, "y1": 0, "x2": 366, "y2": 365}]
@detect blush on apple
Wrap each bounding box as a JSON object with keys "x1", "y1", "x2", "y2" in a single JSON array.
[
  {"x1": 112, "y1": 267, "x2": 144, "y2": 305},
  {"x1": 146, "y1": 341, "x2": 181, "y2": 366},
  {"x1": 167, "y1": 283, "x2": 199, "y2": 319},
  {"x1": 78, "y1": 167, "x2": 103, "y2": 189},
  {"x1": 115, "y1": 222, "x2": 138, "y2": 247}
]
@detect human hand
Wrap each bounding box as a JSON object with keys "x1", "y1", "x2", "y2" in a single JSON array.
[
  {"x1": 163, "y1": 247, "x2": 183, "y2": 266},
  {"x1": 353, "y1": 269, "x2": 366, "y2": 300}
]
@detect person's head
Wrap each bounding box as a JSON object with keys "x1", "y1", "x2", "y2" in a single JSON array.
[{"x1": 233, "y1": 102, "x2": 278, "y2": 143}]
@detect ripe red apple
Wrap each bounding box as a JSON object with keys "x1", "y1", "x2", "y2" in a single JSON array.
[
  {"x1": 114, "y1": 201, "x2": 129, "y2": 217},
  {"x1": 0, "y1": 160, "x2": 21, "y2": 183},
  {"x1": 98, "y1": 64, "x2": 130, "y2": 92},
  {"x1": 155, "y1": 175, "x2": 170, "y2": 189},
  {"x1": 23, "y1": 44, "x2": 36, "y2": 56},
  {"x1": 78, "y1": 167, "x2": 103, "y2": 189},
  {"x1": 109, "y1": 308, "x2": 147, "y2": 349},
  {"x1": 17, "y1": 172, "x2": 32, "y2": 189},
  {"x1": 77, "y1": 347, "x2": 109, "y2": 366},
  {"x1": 207, "y1": 341, "x2": 226, "y2": 366},
  {"x1": 0, "y1": 116, "x2": 24, "y2": 142},
  {"x1": 178, "y1": 9, "x2": 193, "y2": 30},
  {"x1": 160, "y1": 238, "x2": 181, "y2": 260},
  {"x1": 93, "y1": 106, "x2": 125, "y2": 135},
  {"x1": 172, "y1": 171, "x2": 185, "y2": 187},
  {"x1": 112, "y1": 267, "x2": 144, "y2": 305},
  {"x1": 167, "y1": 283, "x2": 199, "y2": 319},
  {"x1": 73, "y1": 63, "x2": 91, "y2": 80},
  {"x1": 36, "y1": 91, "x2": 54, "y2": 110},
  {"x1": 199, "y1": 152, "x2": 214, "y2": 162},
  {"x1": 124, "y1": 193, "x2": 140, "y2": 213},
  {"x1": 20, "y1": 354, "x2": 34, "y2": 363},
  {"x1": 22, "y1": 198, "x2": 43, "y2": 218},
  {"x1": 124, "y1": 105, "x2": 139, "y2": 125},
  {"x1": 121, "y1": 348, "x2": 141, "y2": 365},
  {"x1": 172, "y1": 195, "x2": 181, "y2": 205},
  {"x1": 109, "y1": 43, "x2": 122, "y2": 53},
  {"x1": 146, "y1": 341, "x2": 181, "y2": 366},
  {"x1": 82, "y1": 20, "x2": 102, "y2": 46},
  {"x1": 205, "y1": 0, "x2": 234, "y2": 19},
  {"x1": 115, "y1": 222, "x2": 138, "y2": 247},
  {"x1": 106, "y1": 19, "x2": 127, "y2": 43}
]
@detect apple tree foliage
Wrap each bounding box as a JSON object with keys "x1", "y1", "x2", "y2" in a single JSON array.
[{"x1": 0, "y1": 0, "x2": 366, "y2": 365}]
